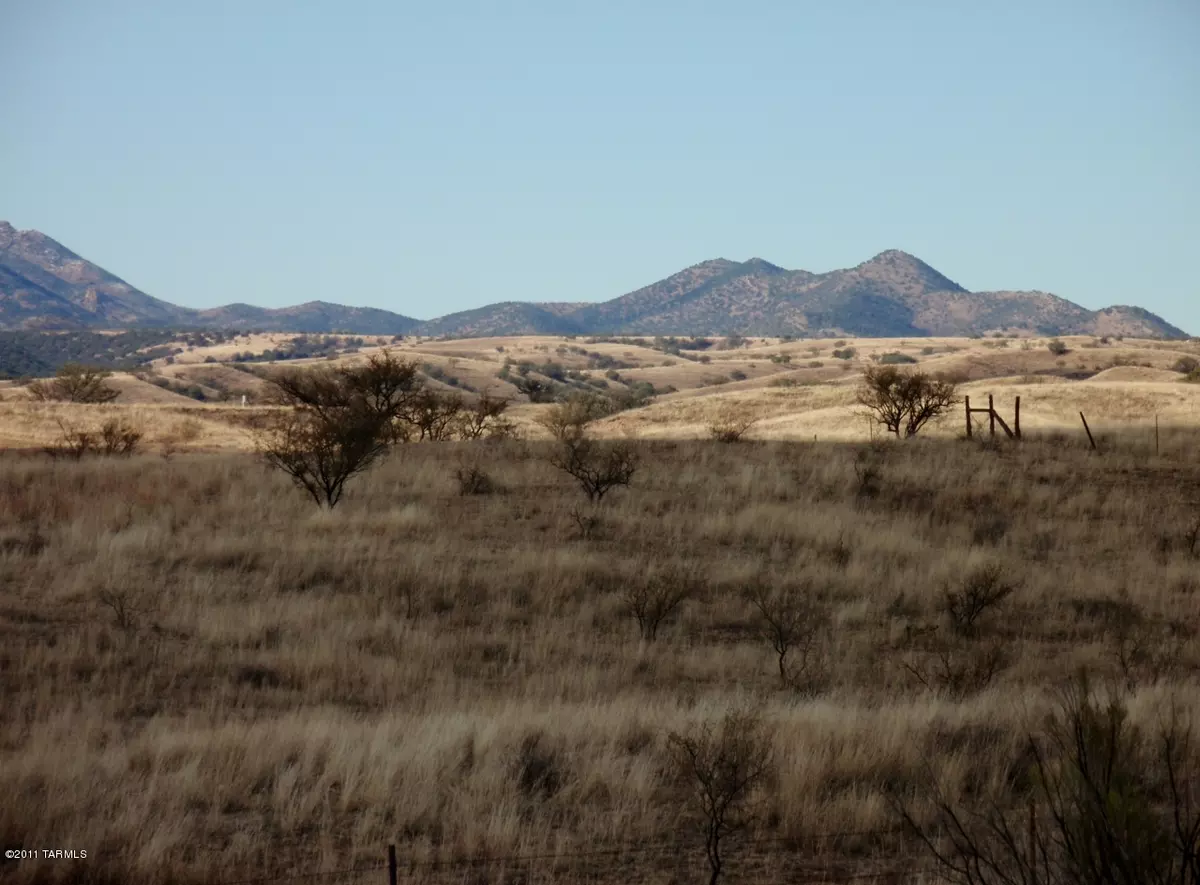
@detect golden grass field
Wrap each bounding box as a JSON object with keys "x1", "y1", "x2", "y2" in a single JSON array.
[
  {"x1": 2, "y1": 334, "x2": 1200, "y2": 884},
  {"x1": 2, "y1": 334, "x2": 1200, "y2": 453}
]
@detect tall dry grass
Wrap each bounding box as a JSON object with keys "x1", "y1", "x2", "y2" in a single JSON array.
[{"x1": 1, "y1": 434, "x2": 1198, "y2": 883}]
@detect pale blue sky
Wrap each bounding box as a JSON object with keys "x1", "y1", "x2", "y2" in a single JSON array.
[{"x1": 2, "y1": 0, "x2": 1197, "y2": 331}]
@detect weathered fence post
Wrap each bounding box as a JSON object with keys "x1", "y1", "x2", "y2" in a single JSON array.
[
  {"x1": 988, "y1": 394, "x2": 996, "y2": 438},
  {"x1": 965, "y1": 395, "x2": 972, "y2": 439},
  {"x1": 388, "y1": 845, "x2": 397, "y2": 885},
  {"x1": 1014, "y1": 396, "x2": 1021, "y2": 440},
  {"x1": 1080, "y1": 412, "x2": 1097, "y2": 451}
]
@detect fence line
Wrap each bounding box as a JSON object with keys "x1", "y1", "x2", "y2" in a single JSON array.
[{"x1": 195, "y1": 826, "x2": 933, "y2": 885}]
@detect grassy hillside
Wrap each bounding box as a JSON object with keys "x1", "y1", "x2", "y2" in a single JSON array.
[{"x1": 2, "y1": 438, "x2": 1199, "y2": 884}]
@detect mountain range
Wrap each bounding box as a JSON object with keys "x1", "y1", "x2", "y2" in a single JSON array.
[{"x1": 0, "y1": 221, "x2": 1187, "y2": 339}]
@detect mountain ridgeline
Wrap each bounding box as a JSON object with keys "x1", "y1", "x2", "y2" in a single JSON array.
[{"x1": 0, "y1": 221, "x2": 1187, "y2": 338}]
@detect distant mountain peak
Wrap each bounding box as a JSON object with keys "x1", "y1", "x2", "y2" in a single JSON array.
[
  {"x1": 851, "y1": 249, "x2": 967, "y2": 294},
  {"x1": 741, "y1": 257, "x2": 785, "y2": 273},
  {"x1": 0, "y1": 222, "x2": 1186, "y2": 338}
]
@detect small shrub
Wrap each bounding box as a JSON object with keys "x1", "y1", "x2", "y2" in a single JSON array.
[
  {"x1": 1047, "y1": 338, "x2": 1070, "y2": 355},
  {"x1": 622, "y1": 568, "x2": 696, "y2": 641},
  {"x1": 708, "y1": 411, "x2": 758, "y2": 443},
  {"x1": 512, "y1": 731, "x2": 565, "y2": 801},
  {"x1": 943, "y1": 564, "x2": 1017, "y2": 636},
  {"x1": 454, "y1": 464, "x2": 494, "y2": 495},
  {"x1": 878, "y1": 352, "x2": 917, "y2": 365},
  {"x1": 98, "y1": 418, "x2": 143, "y2": 455}
]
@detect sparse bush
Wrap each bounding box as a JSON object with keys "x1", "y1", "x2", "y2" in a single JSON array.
[
  {"x1": 98, "y1": 418, "x2": 143, "y2": 455},
  {"x1": 46, "y1": 417, "x2": 142, "y2": 458},
  {"x1": 512, "y1": 731, "x2": 566, "y2": 801},
  {"x1": 548, "y1": 435, "x2": 638, "y2": 504},
  {"x1": 1172, "y1": 356, "x2": 1199, "y2": 375},
  {"x1": 1109, "y1": 620, "x2": 1188, "y2": 690},
  {"x1": 832, "y1": 347, "x2": 857, "y2": 360},
  {"x1": 900, "y1": 638, "x2": 1010, "y2": 700},
  {"x1": 407, "y1": 389, "x2": 465, "y2": 441},
  {"x1": 96, "y1": 586, "x2": 160, "y2": 633},
  {"x1": 708, "y1": 410, "x2": 758, "y2": 443},
  {"x1": 896, "y1": 676, "x2": 1200, "y2": 885},
  {"x1": 28, "y1": 363, "x2": 121, "y2": 403},
  {"x1": 746, "y1": 578, "x2": 827, "y2": 690},
  {"x1": 943, "y1": 564, "x2": 1017, "y2": 636},
  {"x1": 667, "y1": 708, "x2": 774, "y2": 885},
  {"x1": 537, "y1": 393, "x2": 610, "y2": 442},
  {"x1": 454, "y1": 464, "x2": 494, "y2": 495},
  {"x1": 1047, "y1": 338, "x2": 1070, "y2": 355},
  {"x1": 621, "y1": 567, "x2": 695, "y2": 641}
]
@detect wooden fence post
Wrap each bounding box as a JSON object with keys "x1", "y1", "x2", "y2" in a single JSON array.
[
  {"x1": 989, "y1": 394, "x2": 996, "y2": 438},
  {"x1": 965, "y1": 395, "x2": 972, "y2": 439},
  {"x1": 388, "y1": 844, "x2": 397, "y2": 885},
  {"x1": 1080, "y1": 412, "x2": 1097, "y2": 451},
  {"x1": 1029, "y1": 800, "x2": 1038, "y2": 885},
  {"x1": 1156, "y1": 414, "x2": 1160, "y2": 456},
  {"x1": 1014, "y1": 396, "x2": 1021, "y2": 440}
]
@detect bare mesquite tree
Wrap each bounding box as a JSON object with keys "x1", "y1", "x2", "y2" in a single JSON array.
[
  {"x1": 258, "y1": 351, "x2": 421, "y2": 508},
  {"x1": 540, "y1": 393, "x2": 637, "y2": 504},
  {"x1": 745, "y1": 578, "x2": 826, "y2": 689},
  {"x1": 549, "y1": 435, "x2": 638, "y2": 504},
  {"x1": 668, "y1": 709, "x2": 775, "y2": 885},
  {"x1": 895, "y1": 676, "x2": 1200, "y2": 885},
  {"x1": 455, "y1": 390, "x2": 512, "y2": 440},
  {"x1": 622, "y1": 566, "x2": 698, "y2": 641},
  {"x1": 857, "y1": 365, "x2": 958, "y2": 438},
  {"x1": 28, "y1": 363, "x2": 121, "y2": 403}
]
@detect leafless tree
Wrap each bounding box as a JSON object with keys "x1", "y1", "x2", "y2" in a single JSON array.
[
  {"x1": 943, "y1": 564, "x2": 1018, "y2": 636},
  {"x1": 668, "y1": 708, "x2": 775, "y2": 885},
  {"x1": 454, "y1": 390, "x2": 511, "y2": 440},
  {"x1": 622, "y1": 567, "x2": 697, "y2": 641},
  {"x1": 745, "y1": 578, "x2": 826, "y2": 689},
  {"x1": 857, "y1": 365, "x2": 958, "y2": 438},
  {"x1": 549, "y1": 435, "x2": 637, "y2": 504}
]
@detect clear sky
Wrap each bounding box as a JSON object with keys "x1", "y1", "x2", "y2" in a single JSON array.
[{"x1": 2, "y1": 0, "x2": 1197, "y2": 330}]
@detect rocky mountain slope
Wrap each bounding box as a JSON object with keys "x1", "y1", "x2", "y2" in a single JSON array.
[{"x1": 0, "y1": 221, "x2": 1187, "y2": 338}]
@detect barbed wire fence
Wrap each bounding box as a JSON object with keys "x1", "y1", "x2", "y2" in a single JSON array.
[{"x1": 187, "y1": 825, "x2": 948, "y2": 885}]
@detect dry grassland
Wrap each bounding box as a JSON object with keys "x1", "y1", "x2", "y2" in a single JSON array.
[{"x1": 2, "y1": 429, "x2": 1200, "y2": 883}]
